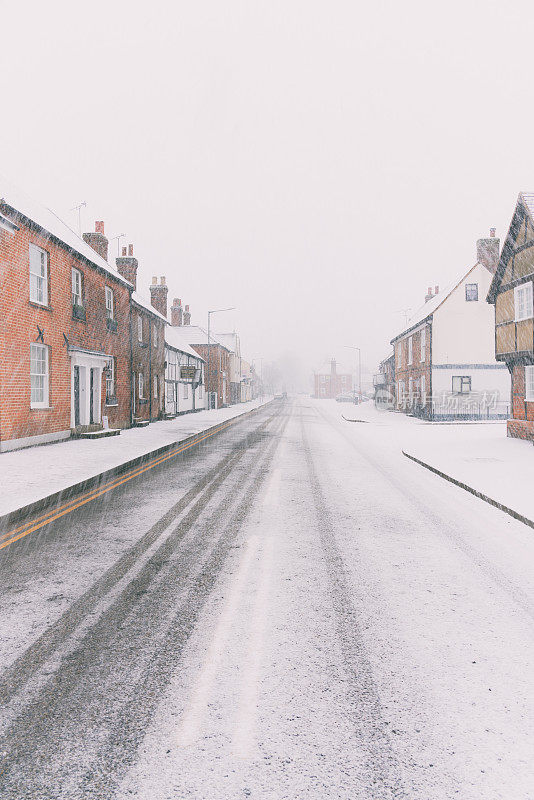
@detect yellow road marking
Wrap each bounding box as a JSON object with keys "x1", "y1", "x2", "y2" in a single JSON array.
[{"x1": 0, "y1": 418, "x2": 241, "y2": 551}]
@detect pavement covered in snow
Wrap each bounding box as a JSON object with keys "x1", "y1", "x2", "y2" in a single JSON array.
[
  {"x1": 0, "y1": 398, "x2": 272, "y2": 519},
  {"x1": 0, "y1": 398, "x2": 533, "y2": 799}
]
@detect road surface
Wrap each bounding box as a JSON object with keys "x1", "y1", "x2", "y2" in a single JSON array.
[{"x1": 1, "y1": 398, "x2": 533, "y2": 799}]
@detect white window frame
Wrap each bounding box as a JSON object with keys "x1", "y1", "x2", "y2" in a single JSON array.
[
  {"x1": 153, "y1": 374, "x2": 158, "y2": 399},
  {"x1": 153, "y1": 324, "x2": 158, "y2": 348},
  {"x1": 526, "y1": 366, "x2": 534, "y2": 402},
  {"x1": 105, "y1": 286, "x2": 114, "y2": 320},
  {"x1": 420, "y1": 327, "x2": 426, "y2": 362},
  {"x1": 514, "y1": 282, "x2": 534, "y2": 322},
  {"x1": 408, "y1": 376, "x2": 413, "y2": 400},
  {"x1": 106, "y1": 358, "x2": 115, "y2": 401},
  {"x1": 465, "y1": 283, "x2": 479, "y2": 302},
  {"x1": 29, "y1": 244, "x2": 48, "y2": 306},
  {"x1": 30, "y1": 343, "x2": 49, "y2": 408},
  {"x1": 138, "y1": 315, "x2": 143, "y2": 342},
  {"x1": 407, "y1": 336, "x2": 413, "y2": 365},
  {"x1": 72, "y1": 268, "x2": 83, "y2": 307},
  {"x1": 421, "y1": 374, "x2": 426, "y2": 405},
  {"x1": 139, "y1": 372, "x2": 144, "y2": 398}
]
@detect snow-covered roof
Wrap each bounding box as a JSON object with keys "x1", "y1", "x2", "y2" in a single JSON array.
[
  {"x1": 131, "y1": 291, "x2": 168, "y2": 323},
  {"x1": 166, "y1": 324, "x2": 229, "y2": 350},
  {"x1": 165, "y1": 326, "x2": 205, "y2": 360},
  {"x1": 390, "y1": 265, "x2": 477, "y2": 343},
  {"x1": 0, "y1": 173, "x2": 133, "y2": 288},
  {"x1": 214, "y1": 332, "x2": 239, "y2": 353}
]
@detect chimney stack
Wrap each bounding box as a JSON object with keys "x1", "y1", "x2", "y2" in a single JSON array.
[
  {"x1": 83, "y1": 220, "x2": 108, "y2": 262},
  {"x1": 425, "y1": 286, "x2": 433, "y2": 303},
  {"x1": 171, "y1": 298, "x2": 183, "y2": 326},
  {"x1": 116, "y1": 243, "x2": 138, "y2": 290},
  {"x1": 477, "y1": 228, "x2": 500, "y2": 273},
  {"x1": 183, "y1": 304, "x2": 191, "y2": 326},
  {"x1": 434, "y1": 285, "x2": 439, "y2": 295},
  {"x1": 150, "y1": 276, "x2": 168, "y2": 318},
  {"x1": 330, "y1": 358, "x2": 337, "y2": 375}
]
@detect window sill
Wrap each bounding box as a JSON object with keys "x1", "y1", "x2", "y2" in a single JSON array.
[
  {"x1": 105, "y1": 401, "x2": 119, "y2": 407},
  {"x1": 29, "y1": 301, "x2": 52, "y2": 312},
  {"x1": 30, "y1": 405, "x2": 52, "y2": 411}
]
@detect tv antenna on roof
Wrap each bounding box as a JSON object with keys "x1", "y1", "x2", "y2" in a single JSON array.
[
  {"x1": 396, "y1": 308, "x2": 412, "y2": 326},
  {"x1": 70, "y1": 201, "x2": 86, "y2": 236},
  {"x1": 110, "y1": 233, "x2": 126, "y2": 257}
]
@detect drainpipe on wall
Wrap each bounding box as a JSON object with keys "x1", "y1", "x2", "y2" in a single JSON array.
[
  {"x1": 129, "y1": 291, "x2": 134, "y2": 427},
  {"x1": 149, "y1": 318, "x2": 152, "y2": 422}
]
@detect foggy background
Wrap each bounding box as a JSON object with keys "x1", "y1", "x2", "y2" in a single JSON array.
[{"x1": 2, "y1": 0, "x2": 534, "y2": 389}]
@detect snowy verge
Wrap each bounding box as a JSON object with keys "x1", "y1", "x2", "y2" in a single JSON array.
[{"x1": 0, "y1": 398, "x2": 273, "y2": 524}]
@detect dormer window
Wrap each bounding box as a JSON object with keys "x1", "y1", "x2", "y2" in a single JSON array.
[{"x1": 465, "y1": 283, "x2": 478, "y2": 302}]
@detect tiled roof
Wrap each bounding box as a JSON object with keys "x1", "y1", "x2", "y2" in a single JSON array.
[
  {"x1": 0, "y1": 173, "x2": 133, "y2": 288},
  {"x1": 164, "y1": 326, "x2": 205, "y2": 360}
]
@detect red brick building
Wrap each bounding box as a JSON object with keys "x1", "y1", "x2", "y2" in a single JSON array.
[
  {"x1": 0, "y1": 180, "x2": 133, "y2": 451},
  {"x1": 313, "y1": 359, "x2": 352, "y2": 398},
  {"x1": 113, "y1": 248, "x2": 167, "y2": 425}
]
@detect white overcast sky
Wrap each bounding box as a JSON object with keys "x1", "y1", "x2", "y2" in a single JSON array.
[{"x1": 2, "y1": 0, "x2": 534, "y2": 381}]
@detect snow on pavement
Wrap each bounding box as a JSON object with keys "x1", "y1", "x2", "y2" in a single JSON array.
[
  {"x1": 0, "y1": 398, "x2": 272, "y2": 519},
  {"x1": 115, "y1": 399, "x2": 534, "y2": 800}
]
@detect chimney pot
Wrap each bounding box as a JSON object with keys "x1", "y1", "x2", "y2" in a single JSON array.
[
  {"x1": 435, "y1": 285, "x2": 439, "y2": 294},
  {"x1": 160, "y1": 276, "x2": 166, "y2": 285},
  {"x1": 490, "y1": 227, "x2": 496, "y2": 238},
  {"x1": 83, "y1": 220, "x2": 109, "y2": 262},
  {"x1": 152, "y1": 276, "x2": 157, "y2": 284},
  {"x1": 122, "y1": 246, "x2": 127, "y2": 256},
  {"x1": 128, "y1": 244, "x2": 134, "y2": 257}
]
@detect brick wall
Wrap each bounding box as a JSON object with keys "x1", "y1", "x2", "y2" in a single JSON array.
[
  {"x1": 191, "y1": 343, "x2": 229, "y2": 407},
  {"x1": 394, "y1": 326, "x2": 431, "y2": 411},
  {"x1": 131, "y1": 303, "x2": 166, "y2": 421},
  {"x1": 0, "y1": 215, "x2": 131, "y2": 447}
]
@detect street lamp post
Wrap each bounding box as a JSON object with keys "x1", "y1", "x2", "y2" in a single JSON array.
[
  {"x1": 344, "y1": 345, "x2": 362, "y2": 404},
  {"x1": 207, "y1": 307, "x2": 235, "y2": 409}
]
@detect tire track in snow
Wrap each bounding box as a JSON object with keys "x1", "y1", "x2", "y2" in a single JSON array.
[{"x1": 300, "y1": 412, "x2": 407, "y2": 800}]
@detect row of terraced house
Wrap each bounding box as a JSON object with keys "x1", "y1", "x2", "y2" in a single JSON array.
[
  {"x1": 374, "y1": 194, "x2": 534, "y2": 441},
  {"x1": 0, "y1": 178, "x2": 261, "y2": 452}
]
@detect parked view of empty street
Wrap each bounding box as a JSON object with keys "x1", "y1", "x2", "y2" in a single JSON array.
[{"x1": 2, "y1": 2, "x2": 534, "y2": 799}]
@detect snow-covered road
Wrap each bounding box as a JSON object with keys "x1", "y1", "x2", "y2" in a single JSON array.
[{"x1": 1, "y1": 398, "x2": 533, "y2": 799}]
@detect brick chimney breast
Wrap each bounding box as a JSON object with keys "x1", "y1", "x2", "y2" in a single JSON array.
[
  {"x1": 149, "y1": 275, "x2": 168, "y2": 318},
  {"x1": 183, "y1": 304, "x2": 191, "y2": 326},
  {"x1": 171, "y1": 298, "x2": 183, "y2": 326},
  {"x1": 477, "y1": 229, "x2": 500, "y2": 273},
  {"x1": 116, "y1": 244, "x2": 139, "y2": 290},
  {"x1": 83, "y1": 220, "x2": 109, "y2": 262}
]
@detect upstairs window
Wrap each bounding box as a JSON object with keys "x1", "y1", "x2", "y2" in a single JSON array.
[
  {"x1": 29, "y1": 244, "x2": 48, "y2": 305},
  {"x1": 138, "y1": 315, "x2": 143, "y2": 342},
  {"x1": 526, "y1": 366, "x2": 534, "y2": 402},
  {"x1": 420, "y1": 327, "x2": 426, "y2": 362},
  {"x1": 138, "y1": 372, "x2": 144, "y2": 398},
  {"x1": 72, "y1": 268, "x2": 83, "y2": 307},
  {"x1": 30, "y1": 343, "x2": 49, "y2": 408},
  {"x1": 407, "y1": 336, "x2": 413, "y2": 365},
  {"x1": 514, "y1": 282, "x2": 533, "y2": 321},
  {"x1": 153, "y1": 324, "x2": 158, "y2": 348},
  {"x1": 153, "y1": 375, "x2": 159, "y2": 399},
  {"x1": 105, "y1": 287, "x2": 114, "y2": 319},
  {"x1": 452, "y1": 375, "x2": 471, "y2": 394},
  {"x1": 465, "y1": 283, "x2": 478, "y2": 302}
]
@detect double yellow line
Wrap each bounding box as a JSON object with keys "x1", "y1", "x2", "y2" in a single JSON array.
[{"x1": 0, "y1": 418, "x2": 240, "y2": 552}]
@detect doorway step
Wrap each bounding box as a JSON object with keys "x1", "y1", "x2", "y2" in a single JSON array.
[{"x1": 133, "y1": 418, "x2": 150, "y2": 428}]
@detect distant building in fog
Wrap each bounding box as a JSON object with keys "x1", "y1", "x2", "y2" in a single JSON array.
[{"x1": 313, "y1": 359, "x2": 352, "y2": 398}]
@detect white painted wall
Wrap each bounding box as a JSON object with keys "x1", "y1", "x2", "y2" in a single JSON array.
[
  {"x1": 431, "y1": 366, "x2": 510, "y2": 409},
  {"x1": 431, "y1": 264, "x2": 497, "y2": 364}
]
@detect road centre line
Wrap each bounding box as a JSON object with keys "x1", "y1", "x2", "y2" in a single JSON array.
[{"x1": 0, "y1": 417, "x2": 243, "y2": 551}]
